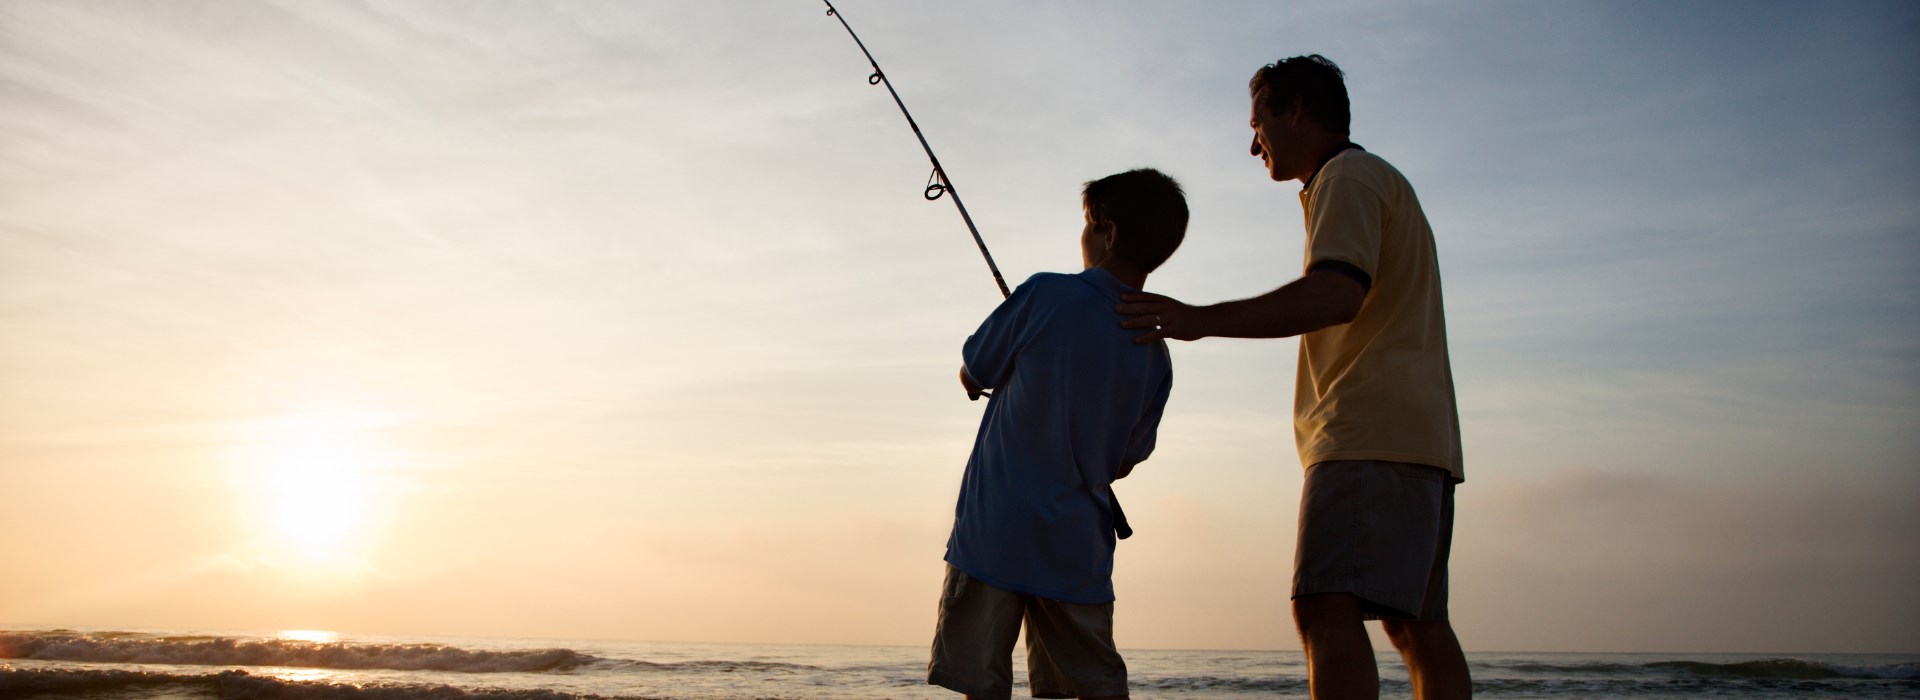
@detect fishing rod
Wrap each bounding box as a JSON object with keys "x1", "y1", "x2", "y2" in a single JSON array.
[
  {"x1": 821, "y1": 0, "x2": 1010, "y2": 299},
  {"x1": 822, "y1": 3, "x2": 1131, "y2": 539}
]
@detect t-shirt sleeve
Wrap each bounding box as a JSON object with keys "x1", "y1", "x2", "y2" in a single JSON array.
[
  {"x1": 1122, "y1": 364, "x2": 1173, "y2": 467},
  {"x1": 1305, "y1": 175, "x2": 1384, "y2": 278},
  {"x1": 960, "y1": 275, "x2": 1044, "y2": 390}
]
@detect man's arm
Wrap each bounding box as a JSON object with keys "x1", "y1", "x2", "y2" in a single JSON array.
[{"x1": 1116, "y1": 269, "x2": 1366, "y2": 343}]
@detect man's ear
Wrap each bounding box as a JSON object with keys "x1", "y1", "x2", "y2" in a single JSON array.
[{"x1": 1101, "y1": 222, "x2": 1120, "y2": 253}]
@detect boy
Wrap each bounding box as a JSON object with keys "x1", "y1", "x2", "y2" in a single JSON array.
[{"x1": 928, "y1": 168, "x2": 1188, "y2": 700}]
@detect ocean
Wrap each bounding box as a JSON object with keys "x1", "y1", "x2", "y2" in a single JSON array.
[{"x1": 1, "y1": 627, "x2": 1914, "y2": 699}]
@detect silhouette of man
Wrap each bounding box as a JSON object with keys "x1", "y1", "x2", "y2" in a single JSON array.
[{"x1": 1117, "y1": 55, "x2": 1471, "y2": 700}]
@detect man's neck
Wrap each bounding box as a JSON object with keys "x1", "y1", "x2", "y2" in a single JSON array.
[{"x1": 1297, "y1": 133, "x2": 1357, "y2": 186}]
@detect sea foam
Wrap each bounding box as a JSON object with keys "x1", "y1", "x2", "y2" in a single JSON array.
[{"x1": 0, "y1": 630, "x2": 596, "y2": 673}]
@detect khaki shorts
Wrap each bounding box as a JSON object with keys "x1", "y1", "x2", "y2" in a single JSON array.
[
  {"x1": 1293, "y1": 460, "x2": 1456, "y2": 621},
  {"x1": 926, "y1": 565, "x2": 1127, "y2": 700}
]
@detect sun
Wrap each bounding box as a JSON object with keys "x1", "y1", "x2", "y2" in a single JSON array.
[{"x1": 235, "y1": 405, "x2": 398, "y2": 560}]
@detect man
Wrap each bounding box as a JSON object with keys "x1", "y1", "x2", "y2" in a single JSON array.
[{"x1": 1116, "y1": 55, "x2": 1470, "y2": 700}]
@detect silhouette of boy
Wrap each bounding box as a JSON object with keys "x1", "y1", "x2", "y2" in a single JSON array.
[{"x1": 928, "y1": 169, "x2": 1188, "y2": 700}]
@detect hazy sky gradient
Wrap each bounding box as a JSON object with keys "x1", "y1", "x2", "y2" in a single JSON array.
[{"x1": 3, "y1": 1, "x2": 1916, "y2": 653}]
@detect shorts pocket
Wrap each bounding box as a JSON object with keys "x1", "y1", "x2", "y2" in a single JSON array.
[{"x1": 941, "y1": 565, "x2": 969, "y2": 603}]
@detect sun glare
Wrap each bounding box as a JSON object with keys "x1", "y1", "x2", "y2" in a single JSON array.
[
  {"x1": 235, "y1": 405, "x2": 400, "y2": 562},
  {"x1": 277, "y1": 629, "x2": 341, "y2": 644}
]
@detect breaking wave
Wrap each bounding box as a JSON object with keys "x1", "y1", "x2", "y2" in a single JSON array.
[
  {"x1": 1495, "y1": 656, "x2": 1920, "y2": 681},
  {"x1": 1647, "y1": 658, "x2": 1920, "y2": 680},
  {"x1": 1132, "y1": 674, "x2": 1306, "y2": 692},
  {"x1": 0, "y1": 667, "x2": 663, "y2": 699},
  {"x1": 0, "y1": 631, "x2": 597, "y2": 674}
]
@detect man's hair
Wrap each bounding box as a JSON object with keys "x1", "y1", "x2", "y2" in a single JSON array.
[
  {"x1": 1082, "y1": 168, "x2": 1188, "y2": 274},
  {"x1": 1249, "y1": 54, "x2": 1350, "y2": 134}
]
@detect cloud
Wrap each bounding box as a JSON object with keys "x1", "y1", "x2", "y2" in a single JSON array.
[{"x1": 1455, "y1": 465, "x2": 1920, "y2": 652}]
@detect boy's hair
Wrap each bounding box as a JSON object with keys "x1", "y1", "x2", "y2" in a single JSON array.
[
  {"x1": 1081, "y1": 168, "x2": 1188, "y2": 274},
  {"x1": 1249, "y1": 54, "x2": 1350, "y2": 134}
]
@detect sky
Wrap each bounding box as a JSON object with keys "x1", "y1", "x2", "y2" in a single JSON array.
[{"x1": 1, "y1": 0, "x2": 1916, "y2": 654}]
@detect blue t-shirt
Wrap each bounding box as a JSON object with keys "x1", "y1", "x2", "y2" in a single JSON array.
[{"x1": 944, "y1": 268, "x2": 1173, "y2": 604}]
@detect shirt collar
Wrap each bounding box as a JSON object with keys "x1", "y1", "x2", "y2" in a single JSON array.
[
  {"x1": 1301, "y1": 141, "x2": 1365, "y2": 191},
  {"x1": 1075, "y1": 267, "x2": 1137, "y2": 302}
]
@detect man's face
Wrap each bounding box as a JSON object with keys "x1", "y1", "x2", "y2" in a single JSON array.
[{"x1": 1249, "y1": 87, "x2": 1297, "y2": 182}]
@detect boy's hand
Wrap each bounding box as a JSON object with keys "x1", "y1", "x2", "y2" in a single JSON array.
[
  {"x1": 959, "y1": 366, "x2": 991, "y2": 400},
  {"x1": 1117, "y1": 292, "x2": 1201, "y2": 344}
]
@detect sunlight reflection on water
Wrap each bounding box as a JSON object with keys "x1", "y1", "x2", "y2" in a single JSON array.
[{"x1": 275, "y1": 629, "x2": 340, "y2": 644}]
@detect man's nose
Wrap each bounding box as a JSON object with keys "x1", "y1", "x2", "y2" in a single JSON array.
[{"x1": 1250, "y1": 137, "x2": 1262, "y2": 157}]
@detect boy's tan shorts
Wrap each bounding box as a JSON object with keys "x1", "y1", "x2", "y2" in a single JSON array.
[{"x1": 926, "y1": 565, "x2": 1127, "y2": 700}]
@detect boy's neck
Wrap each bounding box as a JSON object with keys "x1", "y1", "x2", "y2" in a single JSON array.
[{"x1": 1095, "y1": 262, "x2": 1148, "y2": 291}]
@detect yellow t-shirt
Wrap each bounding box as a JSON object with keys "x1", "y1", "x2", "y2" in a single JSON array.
[{"x1": 1295, "y1": 149, "x2": 1463, "y2": 480}]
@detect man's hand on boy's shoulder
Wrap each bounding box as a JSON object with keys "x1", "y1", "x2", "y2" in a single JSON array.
[{"x1": 1117, "y1": 292, "x2": 1203, "y2": 344}]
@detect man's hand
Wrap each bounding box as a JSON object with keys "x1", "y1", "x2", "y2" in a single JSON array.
[
  {"x1": 1116, "y1": 292, "x2": 1204, "y2": 344},
  {"x1": 959, "y1": 366, "x2": 990, "y2": 401},
  {"x1": 1117, "y1": 271, "x2": 1366, "y2": 343}
]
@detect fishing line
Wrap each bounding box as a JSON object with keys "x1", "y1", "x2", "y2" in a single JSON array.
[{"x1": 821, "y1": 0, "x2": 1010, "y2": 299}]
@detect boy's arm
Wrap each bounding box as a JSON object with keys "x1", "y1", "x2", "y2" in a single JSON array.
[
  {"x1": 958, "y1": 366, "x2": 988, "y2": 400},
  {"x1": 960, "y1": 275, "x2": 1043, "y2": 396},
  {"x1": 1116, "y1": 368, "x2": 1174, "y2": 479}
]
